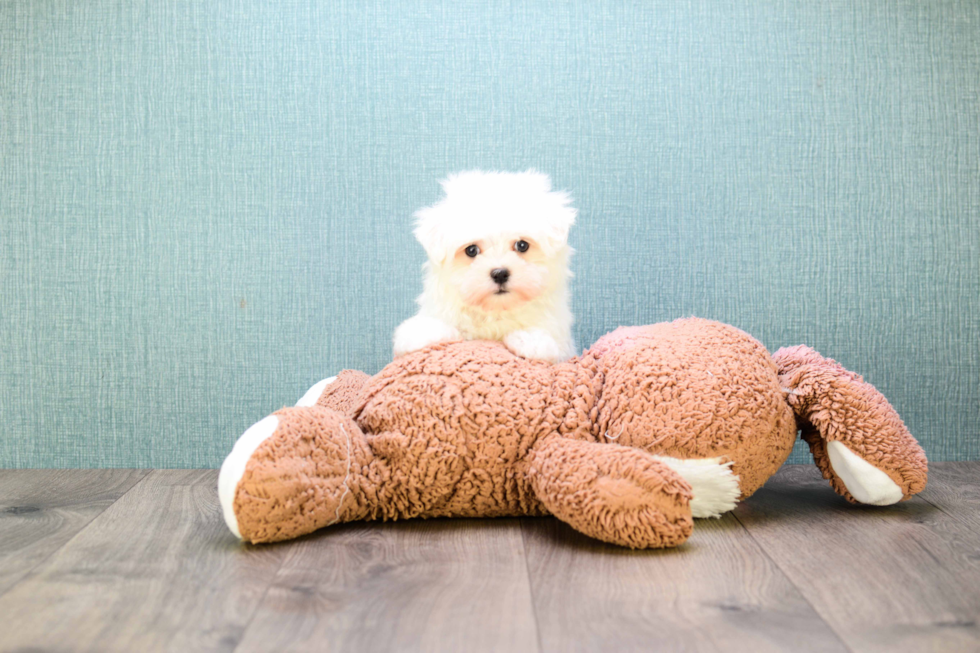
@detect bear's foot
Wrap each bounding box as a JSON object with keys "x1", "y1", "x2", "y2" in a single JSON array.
[
  {"x1": 528, "y1": 437, "x2": 694, "y2": 549},
  {"x1": 218, "y1": 406, "x2": 371, "y2": 543},
  {"x1": 825, "y1": 441, "x2": 904, "y2": 505},
  {"x1": 774, "y1": 345, "x2": 927, "y2": 504},
  {"x1": 218, "y1": 414, "x2": 280, "y2": 538}
]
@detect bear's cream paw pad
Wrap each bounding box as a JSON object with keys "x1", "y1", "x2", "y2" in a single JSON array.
[
  {"x1": 218, "y1": 414, "x2": 280, "y2": 539},
  {"x1": 654, "y1": 456, "x2": 741, "y2": 518},
  {"x1": 296, "y1": 377, "x2": 337, "y2": 407},
  {"x1": 827, "y1": 441, "x2": 904, "y2": 506}
]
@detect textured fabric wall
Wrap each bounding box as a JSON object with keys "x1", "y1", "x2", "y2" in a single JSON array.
[{"x1": 2, "y1": 1, "x2": 977, "y2": 468}]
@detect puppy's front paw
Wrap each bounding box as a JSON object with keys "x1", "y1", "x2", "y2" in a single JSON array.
[
  {"x1": 393, "y1": 315, "x2": 462, "y2": 357},
  {"x1": 504, "y1": 329, "x2": 565, "y2": 363}
]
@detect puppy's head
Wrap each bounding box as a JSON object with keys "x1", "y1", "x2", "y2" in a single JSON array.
[{"x1": 414, "y1": 170, "x2": 575, "y2": 313}]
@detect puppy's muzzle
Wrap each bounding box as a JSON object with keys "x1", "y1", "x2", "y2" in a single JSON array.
[{"x1": 490, "y1": 268, "x2": 510, "y2": 286}]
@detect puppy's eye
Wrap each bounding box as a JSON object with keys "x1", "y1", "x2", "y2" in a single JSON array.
[
  {"x1": 464, "y1": 244, "x2": 480, "y2": 258},
  {"x1": 514, "y1": 240, "x2": 530, "y2": 253}
]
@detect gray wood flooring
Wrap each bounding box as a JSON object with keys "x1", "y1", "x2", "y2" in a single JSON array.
[{"x1": 0, "y1": 463, "x2": 977, "y2": 652}]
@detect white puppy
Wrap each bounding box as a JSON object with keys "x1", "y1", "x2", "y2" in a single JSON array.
[{"x1": 394, "y1": 170, "x2": 576, "y2": 363}]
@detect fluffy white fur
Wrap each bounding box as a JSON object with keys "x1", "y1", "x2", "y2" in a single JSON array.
[{"x1": 394, "y1": 170, "x2": 577, "y2": 363}]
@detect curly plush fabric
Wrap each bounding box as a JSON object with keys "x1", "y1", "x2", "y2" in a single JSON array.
[
  {"x1": 316, "y1": 369, "x2": 371, "y2": 414},
  {"x1": 772, "y1": 345, "x2": 928, "y2": 502},
  {"x1": 589, "y1": 319, "x2": 797, "y2": 498},
  {"x1": 227, "y1": 317, "x2": 928, "y2": 548}
]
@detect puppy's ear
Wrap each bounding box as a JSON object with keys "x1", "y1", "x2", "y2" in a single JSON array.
[
  {"x1": 413, "y1": 203, "x2": 453, "y2": 265},
  {"x1": 532, "y1": 180, "x2": 577, "y2": 255},
  {"x1": 438, "y1": 172, "x2": 463, "y2": 193},
  {"x1": 543, "y1": 189, "x2": 576, "y2": 245},
  {"x1": 519, "y1": 168, "x2": 553, "y2": 193}
]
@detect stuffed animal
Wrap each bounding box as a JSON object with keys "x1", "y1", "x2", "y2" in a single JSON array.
[{"x1": 217, "y1": 318, "x2": 927, "y2": 548}]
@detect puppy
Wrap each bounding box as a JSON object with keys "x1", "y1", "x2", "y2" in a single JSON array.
[{"x1": 393, "y1": 170, "x2": 576, "y2": 363}]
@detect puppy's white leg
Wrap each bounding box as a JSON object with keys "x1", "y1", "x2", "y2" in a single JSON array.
[
  {"x1": 393, "y1": 314, "x2": 462, "y2": 357},
  {"x1": 503, "y1": 328, "x2": 565, "y2": 363}
]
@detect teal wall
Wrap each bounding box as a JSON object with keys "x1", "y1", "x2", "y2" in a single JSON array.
[{"x1": 2, "y1": 1, "x2": 978, "y2": 468}]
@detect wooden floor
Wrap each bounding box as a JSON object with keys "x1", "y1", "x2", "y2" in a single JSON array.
[{"x1": 0, "y1": 463, "x2": 978, "y2": 652}]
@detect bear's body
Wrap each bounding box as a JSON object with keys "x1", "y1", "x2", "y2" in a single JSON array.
[{"x1": 219, "y1": 318, "x2": 927, "y2": 548}]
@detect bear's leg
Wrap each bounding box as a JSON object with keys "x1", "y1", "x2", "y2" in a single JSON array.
[
  {"x1": 218, "y1": 406, "x2": 383, "y2": 543},
  {"x1": 774, "y1": 345, "x2": 928, "y2": 505},
  {"x1": 527, "y1": 437, "x2": 694, "y2": 549}
]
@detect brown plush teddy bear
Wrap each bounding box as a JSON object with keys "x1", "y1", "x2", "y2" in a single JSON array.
[{"x1": 218, "y1": 318, "x2": 927, "y2": 548}]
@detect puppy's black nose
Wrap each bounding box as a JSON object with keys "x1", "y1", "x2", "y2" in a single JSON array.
[{"x1": 490, "y1": 267, "x2": 510, "y2": 284}]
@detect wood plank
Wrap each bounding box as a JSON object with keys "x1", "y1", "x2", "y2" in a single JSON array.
[
  {"x1": 734, "y1": 464, "x2": 980, "y2": 653},
  {"x1": 522, "y1": 513, "x2": 846, "y2": 652},
  {"x1": 0, "y1": 463, "x2": 974, "y2": 652},
  {"x1": 0, "y1": 469, "x2": 148, "y2": 596},
  {"x1": 0, "y1": 470, "x2": 287, "y2": 653},
  {"x1": 235, "y1": 518, "x2": 540, "y2": 653},
  {"x1": 918, "y1": 461, "x2": 980, "y2": 533}
]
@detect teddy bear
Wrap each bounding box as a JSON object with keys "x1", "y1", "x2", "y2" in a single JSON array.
[{"x1": 217, "y1": 318, "x2": 927, "y2": 549}]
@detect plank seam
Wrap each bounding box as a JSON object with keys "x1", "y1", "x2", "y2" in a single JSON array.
[
  {"x1": 730, "y1": 506, "x2": 856, "y2": 653},
  {"x1": 519, "y1": 518, "x2": 546, "y2": 653}
]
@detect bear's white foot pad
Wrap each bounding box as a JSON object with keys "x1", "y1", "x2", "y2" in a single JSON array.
[
  {"x1": 217, "y1": 415, "x2": 280, "y2": 539},
  {"x1": 653, "y1": 456, "x2": 741, "y2": 518},
  {"x1": 826, "y1": 441, "x2": 903, "y2": 506}
]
